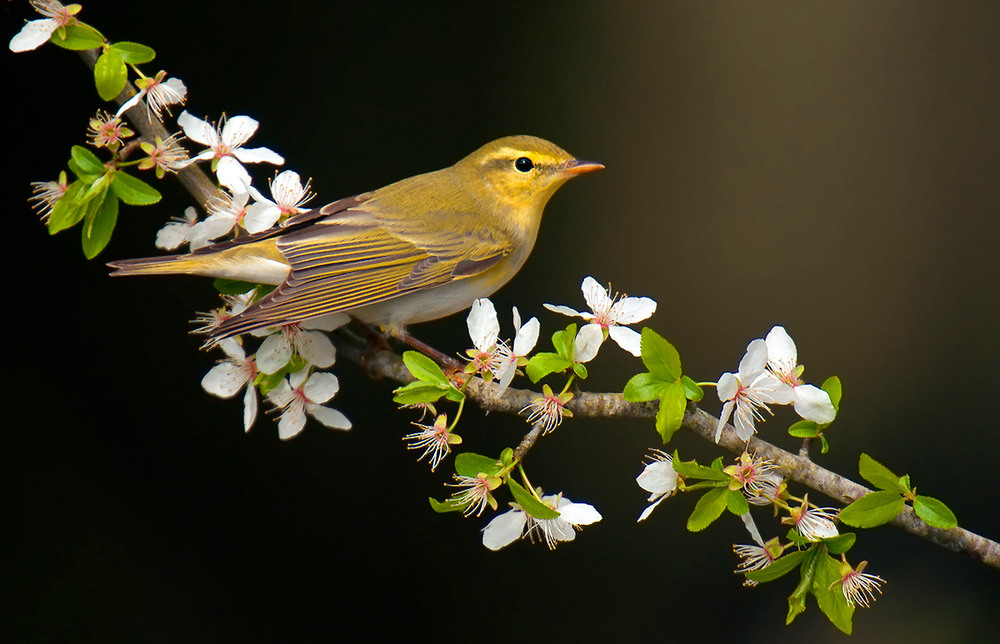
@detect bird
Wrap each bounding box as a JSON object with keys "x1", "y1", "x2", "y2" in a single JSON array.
[{"x1": 108, "y1": 135, "x2": 604, "y2": 342}]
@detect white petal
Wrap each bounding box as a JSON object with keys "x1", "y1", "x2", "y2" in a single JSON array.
[
  {"x1": 177, "y1": 111, "x2": 216, "y2": 146},
  {"x1": 609, "y1": 296, "x2": 657, "y2": 324},
  {"x1": 556, "y1": 501, "x2": 602, "y2": 526},
  {"x1": 233, "y1": 146, "x2": 285, "y2": 166},
  {"x1": 574, "y1": 324, "x2": 604, "y2": 363},
  {"x1": 513, "y1": 316, "x2": 539, "y2": 356},
  {"x1": 302, "y1": 372, "x2": 340, "y2": 404},
  {"x1": 740, "y1": 512, "x2": 765, "y2": 547},
  {"x1": 715, "y1": 400, "x2": 735, "y2": 443},
  {"x1": 734, "y1": 412, "x2": 755, "y2": 441},
  {"x1": 467, "y1": 298, "x2": 500, "y2": 350},
  {"x1": 542, "y1": 303, "x2": 586, "y2": 319},
  {"x1": 738, "y1": 339, "x2": 769, "y2": 379},
  {"x1": 717, "y1": 372, "x2": 740, "y2": 402},
  {"x1": 115, "y1": 91, "x2": 144, "y2": 117},
  {"x1": 288, "y1": 368, "x2": 309, "y2": 390},
  {"x1": 216, "y1": 156, "x2": 253, "y2": 193},
  {"x1": 581, "y1": 276, "x2": 612, "y2": 314},
  {"x1": 9, "y1": 19, "x2": 58, "y2": 52},
  {"x1": 242, "y1": 385, "x2": 258, "y2": 432},
  {"x1": 482, "y1": 509, "x2": 527, "y2": 551},
  {"x1": 764, "y1": 325, "x2": 797, "y2": 368},
  {"x1": 638, "y1": 496, "x2": 666, "y2": 522},
  {"x1": 636, "y1": 460, "x2": 677, "y2": 495},
  {"x1": 277, "y1": 403, "x2": 307, "y2": 440},
  {"x1": 792, "y1": 384, "x2": 836, "y2": 424},
  {"x1": 221, "y1": 115, "x2": 259, "y2": 147},
  {"x1": 307, "y1": 404, "x2": 352, "y2": 430},
  {"x1": 201, "y1": 362, "x2": 245, "y2": 398},
  {"x1": 608, "y1": 325, "x2": 642, "y2": 357},
  {"x1": 303, "y1": 313, "x2": 350, "y2": 332},
  {"x1": 256, "y1": 332, "x2": 292, "y2": 374},
  {"x1": 218, "y1": 337, "x2": 246, "y2": 361},
  {"x1": 155, "y1": 221, "x2": 193, "y2": 250},
  {"x1": 243, "y1": 202, "x2": 280, "y2": 233},
  {"x1": 294, "y1": 329, "x2": 336, "y2": 368}
]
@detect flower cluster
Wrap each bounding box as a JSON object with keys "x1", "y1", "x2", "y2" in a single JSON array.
[{"x1": 716, "y1": 326, "x2": 836, "y2": 443}]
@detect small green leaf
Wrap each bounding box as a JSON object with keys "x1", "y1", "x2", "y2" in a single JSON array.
[
  {"x1": 111, "y1": 171, "x2": 162, "y2": 205},
  {"x1": 670, "y1": 452, "x2": 730, "y2": 482},
  {"x1": 507, "y1": 478, "x2": 560, "y2": 520},
  {"x1": 913, "y1": 495, "x2": 958, "y2": 529},
  {"x1": 858, "y1": 453, "x2": 909, "y2": 493},
  {"x1": 623, "y1": 372, "x2": 668, "y2": 402},
  {"x1": 726, "y1": 489, "x2": 750, "y2": 515},
  {"x1": 786, "y1": 548, "x2": 817, "y2": 625},
  {"x1": 81, "y1": 191, "x2": 118, "y2": 259},
  {"x1": 392, "y1": 381, "x2": 447, "y2": 405},
  {"x1": 838, "y1": 490, "x2": 905, "y2": 528},
  {"x1": 402, "y1": 351, "x2": 449, "y2": 386},
  {"x1": 50, "y1": 23, "x2": 104, "y2": 50},
  {"x1": 454, "y1": 452, "x2": 499, "y2": 478},
  {"x1": 680, "y1": 375, "x2": 703, "y2": 401},
  {"x1": 686, "y1": 486, "x2": 729, "y2": 532},
  {"x1": 640, "y1": 328, "x2": 681, "y2": 382},
  {"x1": 655, "y1": 382, "x2": 686, "y2": 443},
  {"x1": 572, "y1": 362, "x2": 588, "y2": 379},
  {"x1": 551, "y1": 324, "x2": 577, "y2": 361},
  {"x1": 525, "y1": 352, "x2": 572, "y2": 383},
  {"x1": 429, "y1": 497, "x2": 464, "y2": 513},
  {"x1": 70, "y1": 145, "x2": 105, "y2": 176},
  {"x1": 111, "y1": 41, "x2": 156, "y2": 64},
  {"x1": 823, "y1": 532, "x2": 857, "y2": 555},
  {"x1": 47, "y1": 180, "x2": 89, "y2": 233},
  {"x1": 822, "y1": 375, "x2": 843, "y2": 411},
  {"x1": 812, "y1": 550, "x2": 855, "y2": 634},
  {"x1": 745, "y1": 549, "x2": 806, "y2": 584},
  {"x1": 788, "y1": 419, "x2": 820, "y2": 438},
  {"x1": 94, "y1": 46, "x2": 127, "y2": 101}
]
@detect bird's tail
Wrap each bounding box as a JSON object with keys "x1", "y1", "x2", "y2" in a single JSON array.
[{"x1": 107, "y1": 253, "x2": 215, "y2": 277}]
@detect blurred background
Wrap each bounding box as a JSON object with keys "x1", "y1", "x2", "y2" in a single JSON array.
[{"x1": 6, "y1": 1, "x2": 999, "y2": 641}]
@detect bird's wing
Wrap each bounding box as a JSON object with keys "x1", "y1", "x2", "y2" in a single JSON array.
[{"x1": 211, "y1": 199, "x2": 512, "y2": 337}]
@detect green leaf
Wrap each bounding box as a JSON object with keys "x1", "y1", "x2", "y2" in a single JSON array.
[
  {"x1": 551, "y1": 323, "x2": 577, "y2": 361},
  {"x1": 81, "y1": 192, "x2": 118, "y2": 259},
  {"x1": 392, "y1": 381, "x2": 447, "y2": 405},
  {"x1": 94, "y1": 46, "x2": 127, "y2": 101},
  {"x1": 50, "y1": 23, "x2": 104, "y2": 50},
  {"x1": 110, "y1": 171, "x2": 162, "y2": 205},
  {"x1": 640, "y1": 327, "x2": 681, "y2": 382},
  {"x1": 838, "y1": 490, "x2": 905, "y2": 528},
  {"x1": 823, "y1": 532, "x2": 857, "y2": 555},
  {"x1": 822, "y1": 375, "x2": 843, "y2": 411},
  {"x1": 429, "y1": 497, "x2": 464, "y2": 513},
  {"x1": 47, "y1": 180, "x2": 89, "y2": 233},
  {"x1": 70, "y1": 145, "x2": 105, "y2": 176},
  {"x1": 680, "y1": 375, "x2": 703, "y2": 401},
  {"x1": 572, "y1": 362, "x2": 588, "y2": 380},
  {"x1": 745, "y1": 549, "x2": 806, "y2": 584},
  {"x1": 454, "y1": 452, "x2": 499, "y2": 478},
  {"x1": 525, "y1": 352, "x2": 572, "y2": 383},
  {"x1": 402, "y1": 351, "x2": 449, "y2": 387},
  {"x1": 726, "y1": 489, "x2": 750, "y2": 516},
  {"x1": 622, "y1": 372, "x2": 668, "y2": 402},
  {"x1": 913, "y1": 495, "x2": 958, "y2": 529},
  {"x1": 670, "y1": 452, "x2": 729, "y2": 482},
  {"x1": 788, "y1": 419, "x2": 820, "y2": 438},
  {"x1": 812, "y1": 550, "x2": 855, "y2": 634},
  {"x1": 655, "y1": 382, "x2": 686, "y2": 443},
  {"x1": 111, "y1": 41, "x2": 156, "y2": 64},
  {"x1": 858, "y1": 453, "x2": 909, "y2": 494},
  {"x1": 786, "y1": 548, "x2": 817, "y2": 625},
  {"x1": 507, "y1": 478, "x2": 560, "y2": 520},
  {"x1": 686, "y1": 486, "x2": 729, "y2": 532}
]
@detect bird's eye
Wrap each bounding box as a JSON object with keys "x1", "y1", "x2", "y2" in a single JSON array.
[{"x1": 514, "y1": 157, "x2": 534, "y2": 173}]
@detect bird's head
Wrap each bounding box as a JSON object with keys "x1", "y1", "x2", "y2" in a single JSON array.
[{"x1": 457, "y1": 135, "x2": 604, "y2": 217}]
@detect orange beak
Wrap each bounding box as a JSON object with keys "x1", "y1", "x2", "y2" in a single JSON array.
[{"x1": 561, "y1": 159, "x2": 605, "y2": 175}]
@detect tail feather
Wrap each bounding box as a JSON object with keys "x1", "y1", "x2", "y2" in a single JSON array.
[{"x1": 107, "y1": 254, "x2": 208, "y2": 277}]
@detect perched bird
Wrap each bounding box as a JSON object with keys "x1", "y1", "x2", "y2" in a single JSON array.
[{"x1": 108, "y1": 135, "x2": 603, "y2": 341}]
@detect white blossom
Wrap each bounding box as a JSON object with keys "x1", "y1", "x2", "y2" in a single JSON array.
[
  {"x1": 245, "y1": 170, "x2": 314, "y2": 231},
  {"x1": 201, "y1": 338, "x2": 259, "y2": 431},
  {"x1": 482, "y1": 493, "x2": 602, "y2": 551},
  {"x1": 256, "y1": 320, "x2": 342, "y2": 375},
  {"x1": 493, "y1": 306, "x2": 539, "y2": 394},
  {"x1": 716, "y1": 339, "x2": 793, "y2": 442},
  {"x1": 636, "y1": 449, "x2": 678, "y2": 522},
  {"x1": 266, "y1": 369, "x2": 351, "y2": 440},
  {"x1": 764, "y1": 326, "x2": 836, "y2": 424},
  {"x1": 544, "y1": 276, "x2": 656, "y2": 357},
  {"x1": 177, "y1": 111, "x2": 284, "y2": 191},
  {"x1": 116, "y1": 70, "x2": 187, "y2": 120},
  {"x1": 9, "y1": 1, "x2": 79, "y2": 52}
]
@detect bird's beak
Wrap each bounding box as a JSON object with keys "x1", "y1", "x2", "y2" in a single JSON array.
[{"x1": 561, "y1": 159, "x2": 605, "y2": 176}]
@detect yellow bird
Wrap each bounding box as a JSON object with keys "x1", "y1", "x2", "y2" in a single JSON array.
[{"x1": 108, "y1": 135, "x2": 603, "y2": 341}]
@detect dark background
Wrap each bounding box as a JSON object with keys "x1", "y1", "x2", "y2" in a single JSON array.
[{"x1": 6, "y1": 1, "x2": 999, "y2": 641}]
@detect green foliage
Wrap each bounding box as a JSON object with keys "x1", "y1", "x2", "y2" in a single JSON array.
[
  {"x1": 111, "y1": 41, "x2": 156, "y2": 64},
  {"x1": 840, "y1": 453, "x2": 958, "y2": 530},
  {"x1": 50, "y1": 23, "x2": 104, "y2": 50},
  {"x1": 393, "y1": 351, "x2": 465, "y2": 405},
  {"x1": 623, "y1": 328, "x2": 700, "y2": 443},
  {"x1": 94, "y1": 46, "x2": 127, "y2": 101},
  {"x1": 507, "y1": 478, "x2": 560, "y2": 520},
  {"x1": 526, "y1": 323, "x2": 578, "y2": 382}
]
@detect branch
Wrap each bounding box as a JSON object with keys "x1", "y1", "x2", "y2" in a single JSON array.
[{"x1": 341, "y1": 334, "x2": 1000, "y2": 570}]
